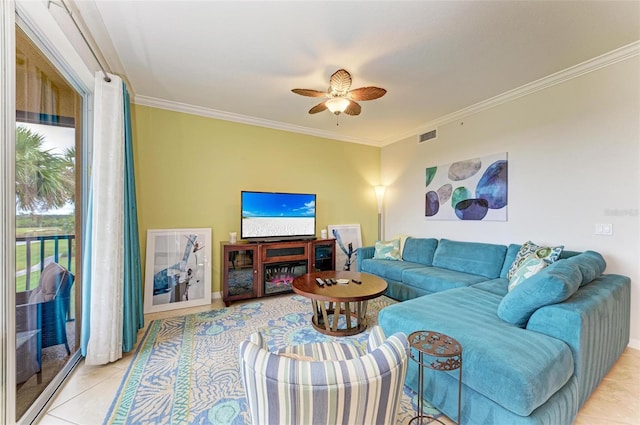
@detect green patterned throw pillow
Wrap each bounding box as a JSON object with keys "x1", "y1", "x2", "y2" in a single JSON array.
[
  {"x1": 373, "y1": 239, "x2": 401, "y2": 261},
  {"x1": 508, "y1": 253, "x2": 548, "y2": 291},
  {"x1": 507, "y1": 240, "x2": 563, "y2": 279}
]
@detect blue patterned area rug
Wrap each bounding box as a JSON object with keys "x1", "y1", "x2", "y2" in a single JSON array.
[{"x1": 104, "y1": 294, "x2": 443, "y2": 424}]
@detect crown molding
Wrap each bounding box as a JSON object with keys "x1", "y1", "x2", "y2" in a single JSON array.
[
  {"x1": 134, "y1": 41, "x2": 639, "y2": 148},
  {"x1": 388, "y1": 40, "x2": 640, "y2": 146},
  {"x1": 133, "y1": 95, "x2": 379, "y2": 146}
]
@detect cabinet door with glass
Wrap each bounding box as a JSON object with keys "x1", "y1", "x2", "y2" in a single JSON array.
[
  {"x1": 311, "y1": 239, "x2": 335, "y2": 272},
  {"x1": 221, "y1": 243, "x2": 258, "y2": 306}
]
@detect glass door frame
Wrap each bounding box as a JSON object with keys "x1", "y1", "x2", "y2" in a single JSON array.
[
  {"x1": 2, "y1": 0, "x2": 94, "y2": 423},
  {"x1": 1, "y1": 0, "x2": 18, "y2": 421}
]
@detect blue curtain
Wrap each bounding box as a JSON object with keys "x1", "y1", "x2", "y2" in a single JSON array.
[{"x1": 122, "y1": 85, "x2": 143, "y2": 351}]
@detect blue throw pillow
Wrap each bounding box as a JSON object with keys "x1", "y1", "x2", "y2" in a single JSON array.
[
  {"x1": 562, "y1": 250, "x2": 606, "y2": 287},
  {"x1": 498, "y1": 260, "x2": 582, "y2": 327}
]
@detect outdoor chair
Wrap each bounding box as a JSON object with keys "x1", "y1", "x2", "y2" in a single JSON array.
[{"x1": 16, "y1": 262, "x2": 75, "y2": 358}]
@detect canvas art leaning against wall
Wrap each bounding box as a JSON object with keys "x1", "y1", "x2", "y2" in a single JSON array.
[
  {"x1": 328, "y1": 224, "x2": 362, "y2": 271},
  {"x1": 144, "y1": 228, "x2": 212, "y2": 313}
]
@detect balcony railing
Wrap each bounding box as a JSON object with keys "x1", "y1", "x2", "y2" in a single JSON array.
[
  {"x1": 16, "y1": 234, "x2": 75, "y2": 291},
  {"x1": 15, "y1": 233, "x2": 77, "y2": 392}
]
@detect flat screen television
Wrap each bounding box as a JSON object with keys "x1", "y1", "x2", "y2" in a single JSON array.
[{"x1": 241, "y1": 191, "x2": 316, "y2": 241}]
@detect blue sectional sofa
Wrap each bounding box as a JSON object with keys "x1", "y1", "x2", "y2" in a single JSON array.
[{"x1": 357, "y1": 237, "x2": 630, "y2": 425}]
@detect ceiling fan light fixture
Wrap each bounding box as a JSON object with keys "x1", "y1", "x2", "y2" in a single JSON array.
[
  {"x1": 326, "y1": 97, "x2": 350, "y2": 114},
  {"x1": 292, "y1": 69, "x2": 386, "y2": 119}
]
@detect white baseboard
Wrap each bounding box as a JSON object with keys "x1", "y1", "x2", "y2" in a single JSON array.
[{"x1": 211, "y1": 291, "x2": 222, "y2": 300}]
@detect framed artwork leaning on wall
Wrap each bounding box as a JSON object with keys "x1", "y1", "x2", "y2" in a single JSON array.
[
  {"x1": 328, "y1": 224, "x2": 362, "y2": 271},
  {"x1": 144, "y1": 228, "x2": 212, "y2": 313}
]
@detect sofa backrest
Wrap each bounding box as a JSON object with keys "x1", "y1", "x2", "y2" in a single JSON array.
[
  {"x1": 432, "y1": 239, "x2": 507, "y2": 278},
  {"x1": 402, "y1": 238, "x2": 438, "y2": 266},
  {"x1": 499, "y1": 244, "x2": 587, "y2": 279},
  {"x1": 500, "y1": 244, "x2": 521, "y2": 278}
]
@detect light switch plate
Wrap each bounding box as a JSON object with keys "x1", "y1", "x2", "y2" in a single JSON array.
[{"x1": 595, "y1": 223, "x2": 613, "y2": 235}]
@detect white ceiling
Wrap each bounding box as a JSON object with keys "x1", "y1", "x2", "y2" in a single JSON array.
[{"x1": 73, "y1": 1, "x2": 640, "y2": 146}]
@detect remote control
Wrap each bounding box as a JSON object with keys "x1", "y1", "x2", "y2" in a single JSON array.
[
  {"x1": 325, "y1": 278, "x2": 332, "y2": 286},
  {"x1": 330, "y1": 278, "x2": 337, "y2": 284},
  {"x1": 352, "y1": 279, "x2": 362, "y2": 284},
  {"x1": 315, "y1": 278, "x2": 325, "y2": 286}
]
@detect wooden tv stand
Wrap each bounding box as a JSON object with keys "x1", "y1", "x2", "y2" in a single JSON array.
[{"x1": 220, "y1": 239, "x2": 335, "y2": 306}]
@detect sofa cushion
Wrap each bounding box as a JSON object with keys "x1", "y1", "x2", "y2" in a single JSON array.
[
  {"x1": 360, "y1": 258, "x2": 424, "y2": 282},
  {"x1": 379, "y1": 287, "x2": 574, "y2": 416},
  {"x1": 432, "y1": 239, "x2": 507, "y2": 279},
  {"x1": 471, "y1": 278, "x2": 509, "y2": 296},
  {"x1": 559, "y1": 250, "x2": 581, "y2": 259},
  {"x1": 498, "y1": 260, "x2": 582, "y2": 327},
  {"x1": 401, "y1": 267, "x2": 487, "y2": 293},
  {"x1": 507, "y1": 241, "x2": 564, "y2": 279},
  {"x1": 401, "y1": 237, "x2": 438, "y2": 266},
  {"x1": 373, "y1": 239, "x2": 401, "y2": 260},
  {"x1": 562, "y1": 251, "x2": 606, "y2": 287}
]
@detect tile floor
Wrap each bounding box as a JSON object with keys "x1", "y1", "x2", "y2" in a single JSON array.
[{"x1": 37, "y1": 299, "x2": 640, "y2": 425}]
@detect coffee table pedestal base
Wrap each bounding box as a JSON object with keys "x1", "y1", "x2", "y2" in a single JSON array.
[{"x1": 311, "y1": 299, "x2": 369, "y2": 336}]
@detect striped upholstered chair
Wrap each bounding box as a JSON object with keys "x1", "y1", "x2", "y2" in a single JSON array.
[{"x1": 239, "y1": 326, "x2": 409, "y2": 425}]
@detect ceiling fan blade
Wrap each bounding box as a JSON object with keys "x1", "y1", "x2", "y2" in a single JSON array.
[
  {"x1": 309, "y1": 102, "x2": 328, "y2": 114},
  {"x1": 292, "y1": 88, "x2": 327, "y2": 98},
  {"x1": 348, "y1": 86, "x2": 387, "y2": 101},
  {"x1": 343, "y1": 100, "x2": 361, "y2": 116},
  {"x1": 329, "y1": 69, "x2": 352, "y2": 94}
]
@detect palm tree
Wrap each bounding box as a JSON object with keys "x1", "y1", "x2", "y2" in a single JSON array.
[
  {"x1": 15, "y1": 126, "x2": 75, "y2": 217},
  {"x1": 61, "y1": 146, "x2": 76, "y2": 205}
]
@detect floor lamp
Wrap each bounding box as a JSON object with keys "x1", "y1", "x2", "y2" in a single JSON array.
[{"x1": 374, "y1": 186, "x2": 386, "y2": 241}]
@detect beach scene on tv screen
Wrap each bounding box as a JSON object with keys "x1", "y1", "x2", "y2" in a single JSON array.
[{"x1": 242, "y1": 193, "x2": 315, "y2": 238}]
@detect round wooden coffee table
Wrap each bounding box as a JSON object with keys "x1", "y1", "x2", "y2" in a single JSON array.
[{"x1": 292, "y1": 271, "x2": 388, "y2": 336}]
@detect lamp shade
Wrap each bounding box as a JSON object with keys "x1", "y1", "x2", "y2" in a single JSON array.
[{"x1": 326, "y1": 97, "x2": 350, "y2": 114}]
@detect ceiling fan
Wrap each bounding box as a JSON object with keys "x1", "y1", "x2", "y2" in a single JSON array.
[{"x1": 292, "y1": 69, "x2": 387, "y2": 119}]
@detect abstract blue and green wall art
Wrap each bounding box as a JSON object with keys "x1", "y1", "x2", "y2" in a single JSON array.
[{"x1": 425, "y1": 152, "x2": 508, "y2": 221}]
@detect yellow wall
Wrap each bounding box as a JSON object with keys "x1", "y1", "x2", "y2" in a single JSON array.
[{"x1": 132, "y1": 104, "x2": 381, "y2": 294}]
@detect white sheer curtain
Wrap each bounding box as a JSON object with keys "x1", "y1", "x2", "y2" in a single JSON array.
[{"x1": 82, "y1": 72, "x2": 124, "y2": 365}]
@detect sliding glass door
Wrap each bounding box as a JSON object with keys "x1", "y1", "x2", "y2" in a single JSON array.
[
  {"x1": 1, "y1": 1, "x2": 95, "y2": 422},
  {"x1": 14, "y1": 24, "x2": 83, "y2": 423}
]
